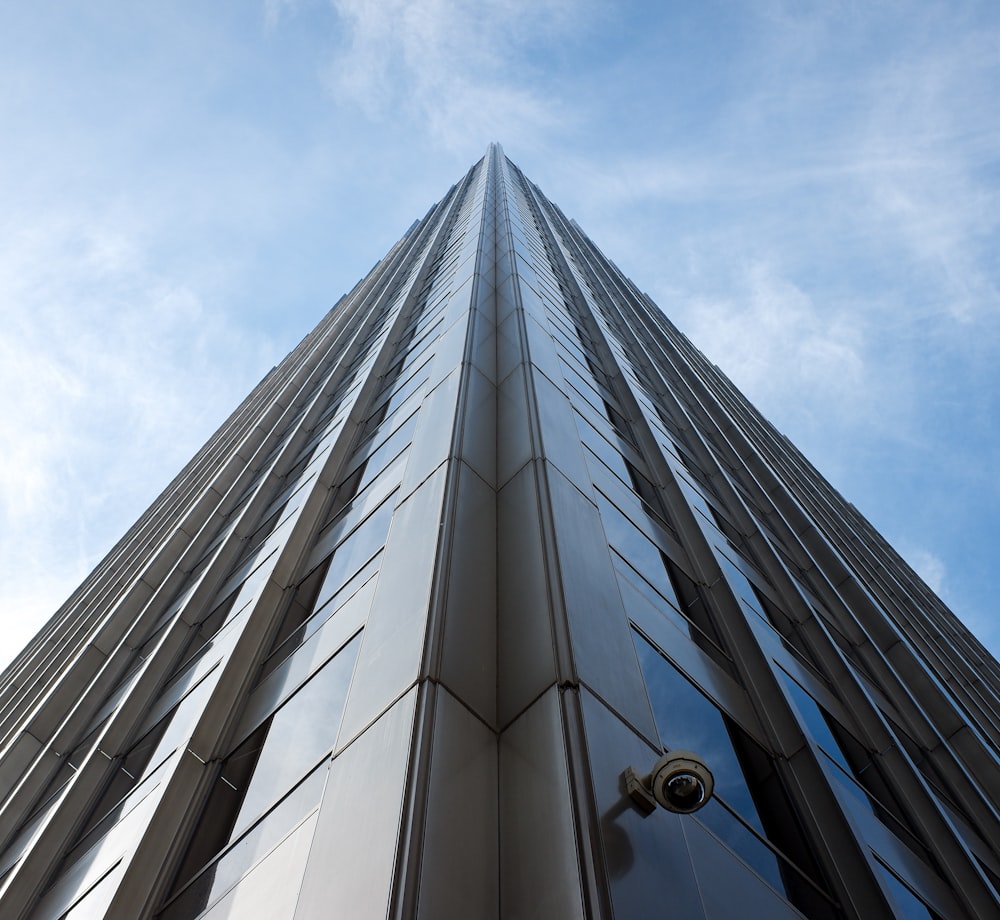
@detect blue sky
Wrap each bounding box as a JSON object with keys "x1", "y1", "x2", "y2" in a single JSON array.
[{"x1": 1, "y1": 0, "x2": 998, "y2": 668}]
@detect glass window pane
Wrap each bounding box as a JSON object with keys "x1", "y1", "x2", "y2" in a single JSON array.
[
  {"x1": 313, "y1": 497, "x2": 395, "y2": 615},
  {"x1": 875, "y1": 861, "x2": 942, "y2": 920},
  {"x1": 162, "y1": 769, "x2": 326, "y2": 920},
  {"x1": 57, "y1": 860, "x2": 123, "y2": 920},
  {"x1": 634, "y1": 634, "x2": 763, "y2": 832},
  {"x1": 233, "y1": 633, "x2": 361, "y2": 832}
]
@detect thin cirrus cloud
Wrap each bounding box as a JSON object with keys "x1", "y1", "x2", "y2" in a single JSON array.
[
  {"x1": 0, "y1": 210, "x2": 272, "y2": 663},
  {"x1": 852, "y1": 40, "x2": 1000, "y2": 325},
  {"x1": 680, "y1": 263, "x2": 870, "y2": 428},
  {"x1": 321, "y1": 0, "x2": 586, "y2": 150}
]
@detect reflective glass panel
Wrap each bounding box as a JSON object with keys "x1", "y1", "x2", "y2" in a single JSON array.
[
  {"x1": 161, "y1": 768, "x2": 326, "y2": 920},
  {"x1": 635, "y1": 633, "x2": 834, "y2": 913},
  {"x1": 232, "y1": 633, "x2": 361, "y2": 834}
]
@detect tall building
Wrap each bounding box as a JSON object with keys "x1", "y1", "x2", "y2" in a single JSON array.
[{"x1": 0, "y1": 145, "x2": 997, "y2": 920}]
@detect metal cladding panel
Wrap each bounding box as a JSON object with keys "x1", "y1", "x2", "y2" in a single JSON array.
[
  {"x1": 415, "y1": 687, "x2": 498, "y2": 919},
  {"x1": 294, "y1": 688, "x2": 418, "y2": 920},
  {"x1": 498, "y1": 686, "x2": 586, "y2": 919},
  {"x1": 438, "y1": 462, "x2": 497, "y2": 727},
  {"x1": 497, "y1": 461, "x2": 558, "y2": 728}
]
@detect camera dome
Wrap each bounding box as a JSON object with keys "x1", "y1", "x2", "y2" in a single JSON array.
[{"x1": 648, "y1": 751, "x2": 714, "y2": 814}]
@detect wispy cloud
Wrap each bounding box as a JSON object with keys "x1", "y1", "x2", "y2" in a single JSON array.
[
  {"x1": 898, "y1": 543, "x2": 947, "y2": 596},
  {"x1": 854, "y1": 33, "x2": 1000, "y2": 323},
  {"x1": 321, "y1": 0, "x2": 591, "y2": 150},
  {"x1": 678, "y1": 261, "x2": 871, "y2": 432},
  {"x1": 0, "y1": 211, "x2": 273, "y2": 663},
  {"x1": 264, "y1": 0, "x2": 298, "y2": 29}
]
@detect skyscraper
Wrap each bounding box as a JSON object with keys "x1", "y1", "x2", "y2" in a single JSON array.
[{"x1": 0, "y1": 144, "x2": 997, "y2": 919}]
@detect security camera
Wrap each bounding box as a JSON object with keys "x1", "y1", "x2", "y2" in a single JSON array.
[{"x1": 623, "y1": 750, "x2": 714, "y2": 815}]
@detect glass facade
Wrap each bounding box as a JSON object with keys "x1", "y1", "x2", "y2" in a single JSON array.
[{"x1": 0, "y1": 145, "x2": 997, "y2": 918}]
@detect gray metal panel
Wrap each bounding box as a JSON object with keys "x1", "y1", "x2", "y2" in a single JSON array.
[
  {"x1": 337, "y1": 467, "x2": 446, "y2": 746},
  {"x1": 416, "y1": 688, "x2": 498, "y2": 920},
  {"x1": 497, "y1": 364, "x2": 532, "y2": 489},
  {"x1": 496, "y1": 311, "x2": 523, "y2": 384},
  {"x1": 514, "y1": 280, "x2": 545, "y2": 324},
  {"x1": 399, "y1": 368, "x2": 461, "y2": 500},
  {"x1": 49, "y1": 861, "x2": 124, "y2": 920},
  {"x1": 428, "y1": 314, "x2": 471, "y2": 390},
  {"x1": 683, "y1": 818, "x2": 804, "y2": 920},
  {"x1": 468, "y1": 306, "x2": 497, "y2": 385},
  {"x1": 499, "y1": 686, "x2": 585, "y2": 919},
  {"x1": 440, "y1": 463, "x2": 497, "y2": 726},
  {"x1": 458, "y1": 365, "x2": 497, "y2": 488},
  {"x1": 196, "y1": 813, "x2": 318, "y2": 920},
  {"x1": 233, "y1": 580, "x2": 372, "y2": 743},
  {"x1": 546, "y1": 465, "x2": 659, "y2": 743},
  {"x1": 293, "y1": 688, "x2": 417, "y2": 920},
  {"x1": 439, "y1": 275, "x2": 476, "y2": 339},
  {"x1": 532, "y1": 370, "x2": 591, "y2": 493},
  {"x1": 521, "y1": 312, "x2": 564, "y2": 391},
  {"x1": 497, "y1": 463, "x2": 557, "y2": 728},
  {"x1": 0, "y1": 731, "x2": 42, "y2": 791},
  {"x1": 30, "y1": 785, "x2": 162, "y2": 920}
]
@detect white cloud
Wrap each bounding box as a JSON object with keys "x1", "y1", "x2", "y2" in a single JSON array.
[
  {"x1": 321, "y1": 0, "x2": 589, "y2": 150},
  {"x1": 851, "y1": 26, "x2": 1000, "y2": 324},
  {"x1": 678, "y1": 261, "x2": 870, "y2": 430},
  {"x1": 0, "y1": 211, "x2": 273, "y2": 668},
  {"x1": 898, "y1": 544, "x2": 947, "y2": 596},
  {"x1": 264, "y1": 0, "x2": 298, "y2": 29}
]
